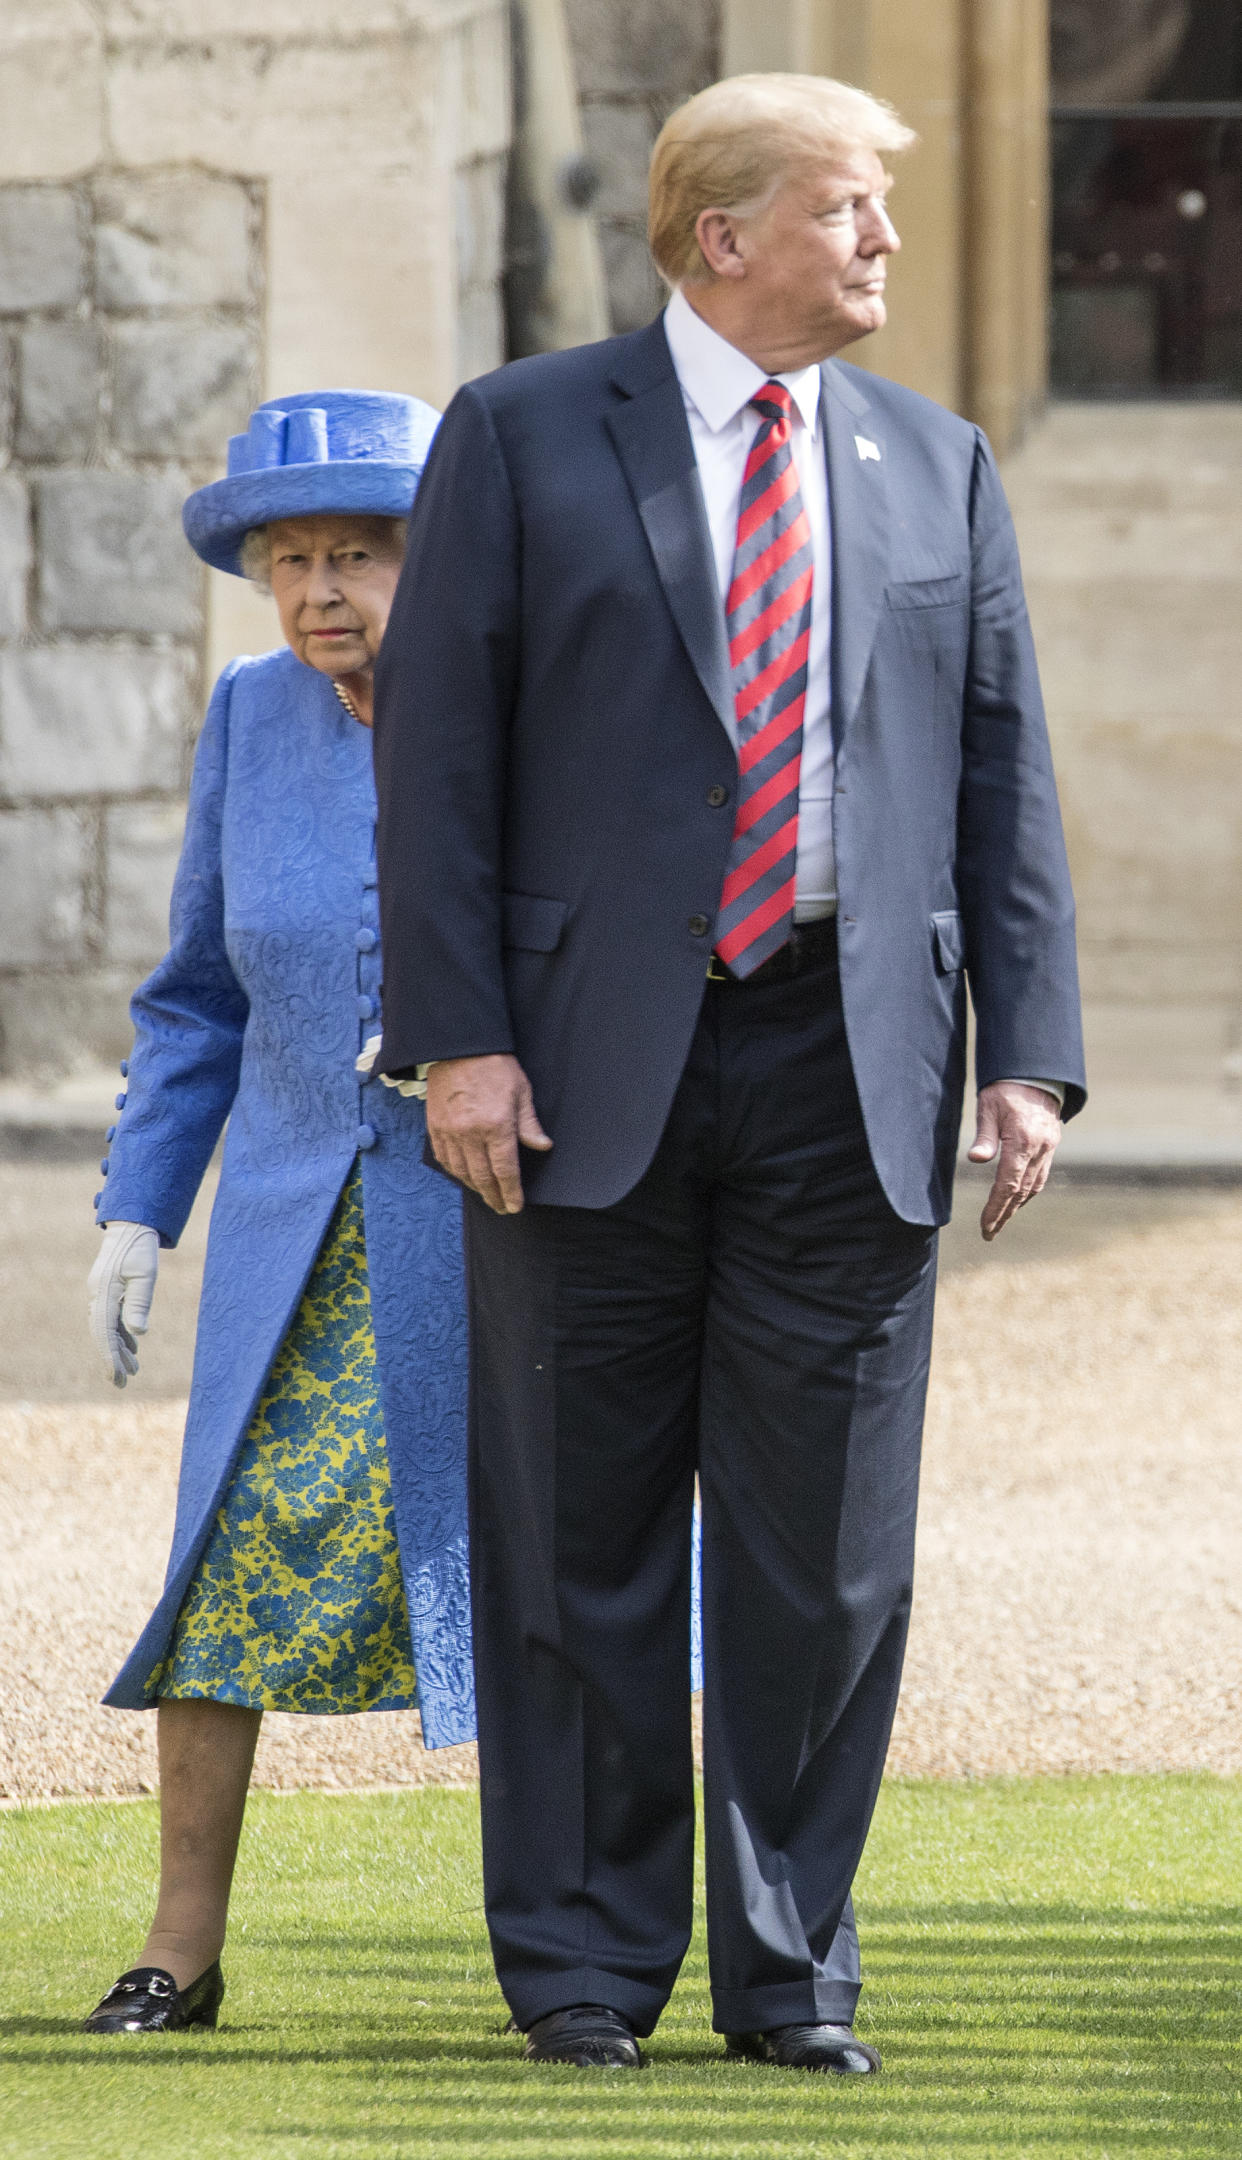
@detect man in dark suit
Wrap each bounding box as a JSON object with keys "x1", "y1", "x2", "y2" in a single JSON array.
[{"x1": 373, "y1": 73, "x2": 1085, "y2": 2073}]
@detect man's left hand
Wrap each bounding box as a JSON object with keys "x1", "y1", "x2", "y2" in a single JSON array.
[{"x1": 968, "y1": 1081, "x2": 1063, "y2": 1242}]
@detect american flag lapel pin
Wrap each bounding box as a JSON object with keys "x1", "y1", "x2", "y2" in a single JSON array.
[{"x1": 854, "y1": 434, "x2": 881, "y2": 463}]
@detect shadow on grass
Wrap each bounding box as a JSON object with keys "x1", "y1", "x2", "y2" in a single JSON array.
[{"x1": 5, "y1": 1903, "x2": 1239, "y2": 2159}]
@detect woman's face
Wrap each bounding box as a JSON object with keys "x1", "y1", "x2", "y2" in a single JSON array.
[{"x1": 267, "y1": 515, "x2": 404, "y2": 679}]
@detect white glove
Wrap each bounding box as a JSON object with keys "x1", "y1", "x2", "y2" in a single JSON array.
[{"x1": 88, "y1": 1221, "x2": 160, "y2": 1389}]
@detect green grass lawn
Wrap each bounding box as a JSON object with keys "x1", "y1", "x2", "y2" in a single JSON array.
[{"x1": 1, "y1": 1775, "x2": 1238, "y2": 2159}]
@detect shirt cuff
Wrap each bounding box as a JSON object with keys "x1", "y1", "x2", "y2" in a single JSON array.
[{"x1": 1001, "y1": 1076, "x2": 1066, "y2": 1111}]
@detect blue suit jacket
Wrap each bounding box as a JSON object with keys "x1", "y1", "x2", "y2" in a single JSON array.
[{"x1": 373, "y1": 318, "x2": 1085, "y2": 1225}]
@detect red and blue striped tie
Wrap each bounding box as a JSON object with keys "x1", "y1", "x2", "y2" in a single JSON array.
[{"x1": 713, "y1": 381, "x2": 812, "y2": 978}]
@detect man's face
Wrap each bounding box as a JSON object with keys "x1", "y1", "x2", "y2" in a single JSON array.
[{"x1": 738, "y1": 149, "x2": 900, "y2": 359}]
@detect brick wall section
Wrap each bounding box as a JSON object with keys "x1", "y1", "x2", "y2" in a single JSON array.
[
  {"x1": 0, "y1": 172, "x2": 262, "y2": 1075},
  {"x1": 565, "y1": 0, "x2": 720, "y2": 331}
]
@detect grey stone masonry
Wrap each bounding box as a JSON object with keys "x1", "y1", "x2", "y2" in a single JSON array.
[
  {"x1": 564, "y1": 0, "x2": 720, "y2": 332},
  {"x1": 0, "y1": 188, "x2": 84, "y2": 314},
  {"x1": 0, "y1": 476, "x2": 29, "y2": 639},
  {"x1": 37, "y1": 472, "x2": 202, "y2": 637},
  {"x1": 457, "y1": 153, "x2": 507, "y2": 381},
  {"x1": 0, "y1": 807, "x2": 89, "y2": 967},
  {"x1": 103, "y1": 802, "x2": 186, "y2": 970},
  {"x1": 0, "y1": 168, "x2": 262, "y2": 1077}
]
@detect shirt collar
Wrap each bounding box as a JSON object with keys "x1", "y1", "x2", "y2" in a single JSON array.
[{"x1": 663, "y1": 285, "x2": 823, "y2": 439}]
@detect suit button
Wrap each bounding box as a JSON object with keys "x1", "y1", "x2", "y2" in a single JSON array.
[
  {"x1": 355, "y1": 927, "x2": 377, "y2": 952},
  {"x1": 707, "y1": 784, "x2": 728, "y2": 807},
  {"x1": 688, "y1": 914, "x2": 710, "y2": 938},
  {"x1": 357, "y1": 994, "x2": 376, "y2": 1019},
  {"x1": 355, "y1": 1123, "x2": 377, "y2": 1151}
]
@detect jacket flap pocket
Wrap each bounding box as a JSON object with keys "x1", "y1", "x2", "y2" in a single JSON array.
[
  {"x1": 502, "y1": 890, "x2": 569, "y2": 953},
  {"x1": 887, "y1": 572, "x2": 969, "y2": 611},
  {"x1": 931, "y1": 909, "x2": 964, "y2": 973}
]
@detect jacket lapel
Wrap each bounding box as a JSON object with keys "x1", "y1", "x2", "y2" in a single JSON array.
[
  {"x1": 821, "y1": 361, "x2": 889, "y2": 747},
  {"x1": 605, "y1": 323, "x2": 737, "y2": 752}
]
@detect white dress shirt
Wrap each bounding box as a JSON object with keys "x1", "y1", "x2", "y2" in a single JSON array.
[{"x1": 663, "y1": 285, "x2": 836, "y2": 920}]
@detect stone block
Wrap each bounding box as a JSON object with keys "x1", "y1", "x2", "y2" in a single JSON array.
[
  {"x1": 599, "y1": 224, "x2": 663, "y2": 334},
  {"x1": 0, "y1": 644, "x2": 192, "y2": 800},
  {"x1": 564, "y1": 0, "x2": 716, "y2": 99},
  {"x1": 0, "y1": 807, "x2": 88, "y2": 966},
  {"x1": 94, "y1": 171, "x2": 252, "y2": 311},
  {"x1": 36, "y1": 472, "x2": 200, "y2": 637},
  {"x1": 109, "y1": 33, "x2": 442, "y2": 174},
  {"x1": 0, "y1": 330, "x2": 11, "y2": 458},
  {"x1": 0, "y1": 475, "x2": 30, "y2": 639},
  {"x1": 104, "y1": 801, "x2": 185, "y2": 968},
  {"x1": 0, "y1": 186, "x2": 83, "y2": 311},
  {"x1": 456, "y1": 285, "x2": 505, "y2": 385},
  {"x1": 448, "y1": 4, "x2": 512, "y2": 162},
  {"x1": 456, "y1": 155, "x2": 506, "y2": 297},
  {"x1": 0, "y1": 966, "x2": 135, "y2": 1075},
  {"x1": 0, "y1": 9, "x2": 105, "y2": 181},
  {"x1": 112, "y1": 321, "x2": 254, "y2": 460},
  {"x1": 580, "y1": 103, "x2": 656, "y2": 227},
  {"x1": 1053, "y1": 713, "x2": 1242, "y2": 953},
  {"x1": 16, "y1": 323, "x2": 101, "y2": 461}
]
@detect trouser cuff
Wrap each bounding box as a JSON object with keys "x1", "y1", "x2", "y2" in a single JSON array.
[
  {"x1": 712, "y1": 1976, "x2": 862, "y2": 2035},
  {"x1": 503, "y1": 1966, "x2": 671, "y2": 2041}
]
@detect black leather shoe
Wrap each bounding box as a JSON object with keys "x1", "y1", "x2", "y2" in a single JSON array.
[
  {"x1": 523, "y1": 2004, "x2": 641, "y2": 2067},
  {"x1": 726, "y1": 2022, "x2": 881, "y2": 2074},
  {"x1": 83, "y1": 1962, "x2": 224, "y2": 2034}
]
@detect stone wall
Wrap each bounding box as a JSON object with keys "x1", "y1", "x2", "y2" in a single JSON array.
[
  {"x1": 565, "y1": 0, "x2": 720, "y2": 331},
  {"x1": 0, "y1": 0, "x2": 509, "y2": 1081},
  {"x1": 0, "y1": 172, "x2": 261, "y2": 1072}
]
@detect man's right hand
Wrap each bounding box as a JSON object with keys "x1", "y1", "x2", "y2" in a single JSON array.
[{"x1": 425, "y1": 1054, "x2": 552, "y2": 1214}]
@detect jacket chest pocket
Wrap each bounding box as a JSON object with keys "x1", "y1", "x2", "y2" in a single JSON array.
[{"x1": 886, "y1": 572, "x2": 969, "y2": 612}]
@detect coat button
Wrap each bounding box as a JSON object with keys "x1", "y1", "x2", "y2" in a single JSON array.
[
  {"x1": 100, "y1": 1158, "x2": 109, "y2": 1176},
  {"x1": 707, "y1": 784, "x2": 728, "y2": 807},
  {"x1": 357, "y1": 994, "x2": 376, "y2": 1019},
  {"x1": 362, "y1": 865, "x2": 378, "y2": 888},
  {"x1": 119, "y1": 1060, "x2": 128, "y2": 1077},
  {"x1": 93, "y1": 1193, "x2": 103, "y2": 1209},
  {"x1": 106, "y1": 1125, "x2": 116, "y2": 1142},
  {"x1": 355, "y1": 926, "x2": 377, "y2": 952},
  {"x1": 355, "y1": 1123, "x2": 377, "y2": 1151},
  {"x1": 115, "y1": 1092, "x2": 126, "y2": 1111},
  {"x1": 688, "y1": 914, "x2": 710, "y2": 938}
]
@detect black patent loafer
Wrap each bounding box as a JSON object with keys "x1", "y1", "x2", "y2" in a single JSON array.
[
  {"x1": 523, "y1": 2004, "x2": 641, "y2": 2067},
  {"x1": 83, "y1": 1962, "x2": 224, "y2": 2034},
  {"x1": 726, "y1": 2021, "x2": 881, "y2": 2074}
]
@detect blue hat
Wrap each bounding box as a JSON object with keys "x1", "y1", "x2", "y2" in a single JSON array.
[{"x1": 182, "y1": 389, "x2": 441, "y2": 575}]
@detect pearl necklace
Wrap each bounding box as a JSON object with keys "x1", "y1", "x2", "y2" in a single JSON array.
[{"x1": 332, "y1": 681, "x2": 361, "y2": 722}]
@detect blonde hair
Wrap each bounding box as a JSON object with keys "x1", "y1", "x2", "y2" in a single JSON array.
[{"x1": 648, "y1": 74, "x2": 917, "y2": 286}]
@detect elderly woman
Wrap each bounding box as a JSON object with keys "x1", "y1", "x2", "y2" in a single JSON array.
[{"x1": 82, "y1": 391, "x2": 471, "y2": 2036}]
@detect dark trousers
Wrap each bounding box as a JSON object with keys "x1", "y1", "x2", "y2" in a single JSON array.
[{"x1": 464, "y1": 932, "x2": 938, "y2": 2036}]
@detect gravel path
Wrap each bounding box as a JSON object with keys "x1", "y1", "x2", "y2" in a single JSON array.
[{"x1": 3, "y1": 1167, "x2": 1240, "y2": 1796}]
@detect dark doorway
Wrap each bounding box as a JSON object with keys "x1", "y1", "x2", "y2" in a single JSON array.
[{"x1": 1051, "y1": 2, "x2": 1242, "y2": 393}]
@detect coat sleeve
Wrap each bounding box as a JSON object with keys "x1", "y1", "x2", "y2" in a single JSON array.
[
  {"x1": 957, "y1": 431, "x2": 1087, "y2": 1119},
  {"x1": 372, "y1": 382, "x2": 521, "y2": 1073},
  {"x1": 950, "y1": 432, "x2": 1088, "y2": 1123},
  {"x1": 96, "y1": 660, "x2": 250, "y2": 1246}
]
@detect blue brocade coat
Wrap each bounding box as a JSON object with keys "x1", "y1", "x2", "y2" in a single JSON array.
[{"x1": 99, "y1": 647, "x2": 475, "y2": 1746}]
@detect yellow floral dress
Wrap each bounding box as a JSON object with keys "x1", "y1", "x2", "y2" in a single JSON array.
[{"x1": 152, "y1": 1166, "x2": 418, "y2": 1713}]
